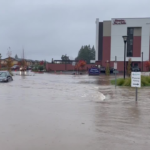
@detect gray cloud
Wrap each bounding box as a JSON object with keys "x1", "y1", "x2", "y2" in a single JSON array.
[{"x1": 0, "y1": 0, "x2": 150, "y2": 61}]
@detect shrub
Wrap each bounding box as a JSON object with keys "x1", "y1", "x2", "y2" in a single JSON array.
[
  {"x1": 105, "y1": 62, "x2": 110, "y2": 75},
  {"x1": 117, "y1": 78, "x2": 125, "y2": 86},
  {"x1": 38, "y1": 65, "x2": 44, "y2": 71},
  {"x1": 111, "y1": 76, "x2": 150, "y2": 87},
  {"x1": 141, "y1": 76, "x2": 150, "y2": 86},
  {"x1": 145, "y1": 76, "x2": 150, "y2": 83},
  {"x1": 123, "y1": 78, "x2": 131, "y2": 86}
]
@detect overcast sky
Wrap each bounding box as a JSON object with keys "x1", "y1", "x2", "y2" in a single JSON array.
[{"x1": 0, "y1": 0, "x2": 149, "y2": 61}]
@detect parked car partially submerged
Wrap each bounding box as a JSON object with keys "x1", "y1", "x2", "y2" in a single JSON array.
[
  {"x1": 0, "y1": 71, "x2": 13, "y2": 82},
  {"x1": 11, "y1": 65, "x2": 20, "y2": 71},
  {"x1": 100, "y1": 67, "x2": 115, "y2": 73}
]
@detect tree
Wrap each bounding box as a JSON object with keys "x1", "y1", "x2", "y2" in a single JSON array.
[
  {"x1": 15, "y1": 54, "x2": 18, "y2": 59},
  {"x1": 61, "y1": 54, "x2": 69, "y2": 61},
  {"x1": 6, "y1": 51, "x2": 13, "y2": 71},
  {"x1": 74, "y1": 60, "x2": 86, "y2": 73},
  {"x1": 105, "y1": 62, "x2": 110, "y2": 75},
  {"x1": 76, "y1": 45, "x2": 95, "y2": 63},
  {"x1": 38, "y1": 65, "x2": 44, "y2": 71},
  {"x1": 145, "y1": 61, "x2": 150, "y2": 71},
  {"x1": 127, "y1": 58, "x2": 132, "y2": 76}
]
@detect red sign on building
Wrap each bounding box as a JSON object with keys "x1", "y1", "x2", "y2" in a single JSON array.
[{"x1": 113, "y1": 19, "x2": 126, "y2": 25}]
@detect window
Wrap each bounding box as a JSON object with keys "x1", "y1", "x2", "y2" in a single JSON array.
[
  {"x1": 130, "y1": 39, "x2": 133, "y2": 45},
  {"x1": 130, "y1": 28, "x2": 133, "y2": 34},
  {"x1": 127, "y1": 27, "x2": 134, "y2": 57}
]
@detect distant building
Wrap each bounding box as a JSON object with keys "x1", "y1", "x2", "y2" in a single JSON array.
[{"x1": 95, "y1": 17, "x2": 150, "y2": 71}]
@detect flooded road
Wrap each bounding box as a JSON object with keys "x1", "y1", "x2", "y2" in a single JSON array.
[{"x1": 0, "y1": 73, "x2": 150, "y2": 150}]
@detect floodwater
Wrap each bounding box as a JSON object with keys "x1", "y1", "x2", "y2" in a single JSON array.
[{"x1": 0, "y1": 72, "x2": 150, "y2": 150}]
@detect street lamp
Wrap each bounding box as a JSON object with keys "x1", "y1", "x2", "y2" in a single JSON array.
[{"x1": 122, "y1": 36, "x2": 128, "y2": 79}]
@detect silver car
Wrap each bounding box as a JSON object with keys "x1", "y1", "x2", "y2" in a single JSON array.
[{"x1": 0, "y1": 71, "x2": 13, "y2": 82}]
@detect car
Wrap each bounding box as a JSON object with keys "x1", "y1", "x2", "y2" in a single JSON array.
[
  {"x1": 100, "y1": 67, "x2": 114, "y2": 73},
  {"x1": 110, "y1": 67, "x2": 115, "y2": 73},
  {"x1": 100, "y1": 67, "x2": 105, "y2": 73},
  {"x1": 0, "y1": 71, "x2": 13, "y2": 82},
  {"x1": 11, "y1": 65, "x2": 20, "y2": 71}
]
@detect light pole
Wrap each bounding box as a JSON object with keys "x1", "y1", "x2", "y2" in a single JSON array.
[{"x1": 122, "y1": 36, "x2": 128, "y2": 79}]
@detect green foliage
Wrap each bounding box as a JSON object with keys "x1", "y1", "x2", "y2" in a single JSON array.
[
  {"x1": 141, "y1": 76, "x2": 150, "y2": 86},
  {"x1": 127, "y1": 58, "x2": 132, "y2": 77},
  {"x1": 38, "y1": 65, "x2": 44, "y2": 71},
  {"x1": 111, "y1": 76, "x2": 150, "y2": 86},
  {"x1": 76, "y1": 45, "x2": 95, "y2": 64},
  {"x1": 61, "y1": 55, "x2": 69, "y2": 60},
  {"x1": 123, "y1": 78, "x2": 131, "y2": 86},
  {"x1": 117, "y1": 78, "x2": 125, "y2": 86},
  {"x1": 105, "y1": 62, "x2": 110, "y2": 75}
]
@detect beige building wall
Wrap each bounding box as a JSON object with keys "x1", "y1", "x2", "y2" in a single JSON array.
[
  {"x1": 103, "y1": 21, "x2": 111, "y2": 36},
  {"x1": 134, "y1": 27, "x2": 141, "y2": 36}
]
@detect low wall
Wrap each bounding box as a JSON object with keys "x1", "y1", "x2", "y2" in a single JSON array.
[{"x1": 46, "y1": 63, "x2": 94, "y2": 71}]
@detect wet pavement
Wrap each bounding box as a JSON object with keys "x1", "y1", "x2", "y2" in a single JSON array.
[{"x1": 0, "y1": 72, "x2": 150, "y2": 150}]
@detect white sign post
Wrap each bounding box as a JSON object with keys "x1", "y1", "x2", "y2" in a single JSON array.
[
  {"x1": 114, "y1": 62, "x2": 117, "y2": 70},
  {"x1": 131, "y1": 72, "x2": 141, "y2": 101}
]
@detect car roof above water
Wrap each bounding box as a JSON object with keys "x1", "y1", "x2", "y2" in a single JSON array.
[{"x1": 0, "y1": 71, "x2": 10, "y2": 74}]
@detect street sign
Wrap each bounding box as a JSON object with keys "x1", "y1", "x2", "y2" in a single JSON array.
[
  {"x1": 114, "y1": 62, "x2": 117, "y2": 69},
  {"x1": 113, "y1": 70, "x2": 119, "y2": 74},
  {"x1": 131, "y1": 72, "x2": 141, "y2": 88}
]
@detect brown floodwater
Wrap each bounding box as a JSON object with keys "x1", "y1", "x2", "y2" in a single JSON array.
[{"x1": 0, "y1": 72, "x2": 150, "y2": 150}]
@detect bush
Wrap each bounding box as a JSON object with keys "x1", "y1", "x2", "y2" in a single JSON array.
[
  {"x1": 117, "y1": 78, "x2": 125, "y2": 86},
  {"x1": 123, "y1": 78, "x2": 131, "y2": 86},
  {"x1": 141, "y1": 76, "x2": 150, "y2": 86},
  {"x1": 111, "y1": 76, "x2": 150, "y2": 87},
  {"x1": 38, "y1": 65, "x2": 44, "y2": 71}
]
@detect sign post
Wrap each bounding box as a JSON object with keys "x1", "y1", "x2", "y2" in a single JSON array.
[{"x1": 131, "y1": 72, "x2": 141, "y2": 101}]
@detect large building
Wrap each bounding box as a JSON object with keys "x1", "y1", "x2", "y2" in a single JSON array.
[{"x1": 95, "y1": 18, "x2": 150, "y2": 71}]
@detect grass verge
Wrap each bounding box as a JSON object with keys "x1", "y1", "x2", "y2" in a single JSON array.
[{"x1": 111, "y1": 76, "x2": 150, "y2": 87}]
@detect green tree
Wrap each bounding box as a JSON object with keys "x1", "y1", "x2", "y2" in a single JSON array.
[
  {"x1": 105, "y1": 62, "x2": 110, "y2": 75},
  {"x1": 15, "y1": 54, "x2": 18, "y2": 59},
  {"x1": 38, "y1": 65, "x2": 44, "y2": 71},
  {"x1": 61, "y1": 54, "x2": 69, "y2": 60},
  {"x1": 76, "y1": 45, "x2": 95, "y2": 63}
]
